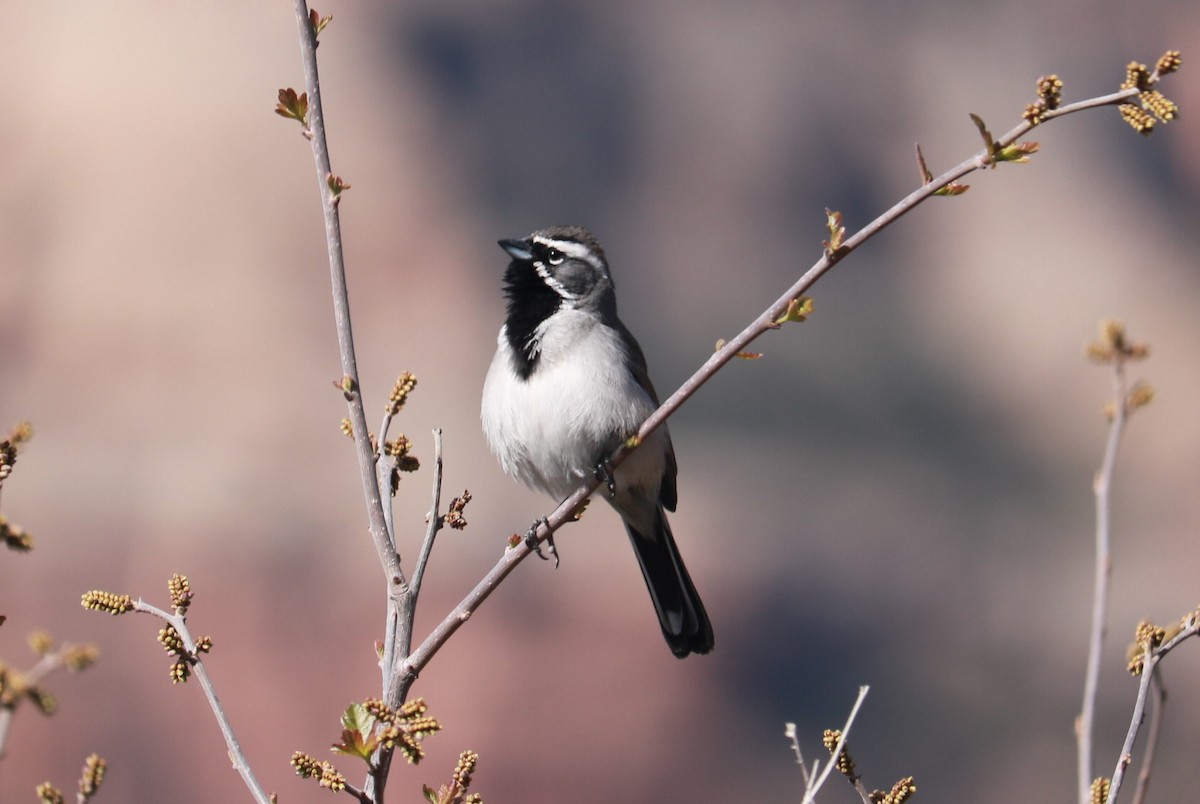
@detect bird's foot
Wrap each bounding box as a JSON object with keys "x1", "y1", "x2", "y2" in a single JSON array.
[
  {"x1": 524, "y1": 517, "x2": 559, "y2": 568},
  {"x1": 594, "y1": 458, "x2": 616, "y2": 499}
]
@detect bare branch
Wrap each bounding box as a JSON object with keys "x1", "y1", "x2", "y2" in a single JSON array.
[
  {"x1": 1130, "y1": 672, "x2": 1166, "y2": 804},
  {"x1": 1107, "y1": 613, "x2": 1200, "y2": 803},
  {"x1": 132, "y1": 599, "x2": 273, "y2": 804},
  {"x1": 403, "y1": 61, "x2": 1185, "y2": 683},
  {"x1": 412, "y1": 428, "x2": 446, "y2": 599},
  {"x1": 383, "y1": 430, "x2": 445, "y2": 689},
  {"x1": 288, "y1": 0, "x2": 403, "y2": 594},
  {"x1": 0, "y1": 642, "x2": 96, "y2": 759},
  {"x1": 801, "y1": 685, "x2": 870, "y2": 804},
  {"x1": 283, "y1": 11, "x2": 1184, "y2": 795},
  {"x1": 1078, "y1": 357, "x2": 1129, "y2": 803},
  {"x1": 783, "y1": 722, "x2": 813, "y2": 788}
]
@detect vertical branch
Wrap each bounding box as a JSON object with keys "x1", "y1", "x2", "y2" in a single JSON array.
[
  {"x1": 1077, "y1": 358, "x2": 1126, "y2": 804},
  {"x1": 367, "y1": 432, "x2": 447, "y2": 800},
  {"x1": 411, "y1": 429, "x2": 446, "y2": 601},
  {"x1": 288, "y1": 0, "x2": 403, "y2": 592},
  {"x1": 288, "y1": 6, "x2": 416, "y2": 800},
  {"x1": 0, "y1": 708, "x2": 12, "y2": 760},
  {"x1": 383, "y1": 428, "x2": 444, "y2": 683}
]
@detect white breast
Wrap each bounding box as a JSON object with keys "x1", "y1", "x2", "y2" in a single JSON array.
[{"x1": 481, "y1": 310, "x2": 667, "y2": 501}]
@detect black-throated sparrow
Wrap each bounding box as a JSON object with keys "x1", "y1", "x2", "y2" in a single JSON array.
[{"x1": 481, "y1": 225, "x2": 713, "y2": 658}]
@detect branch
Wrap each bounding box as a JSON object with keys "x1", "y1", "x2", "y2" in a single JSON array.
[
  {"x1": 1077, "y1": 357, "x2": 1129, "y2": 803},
  {"x1": 287, "y1": 9, "x2": 419, "y2": 797},
  {"x1": 1130, "y1": 672, "x2": 1166, "y2": 804},
  {"x1": 288, "y1": 0, "x2": 404, "y2": 595},
  {"x1": 626, "y1": 56, "x2": 1179, "y2": 474},
  {"x1": 783, "y1": 723, "x2": 815, "y2": 789},
  {"x1": 0, "y1": 709, "x2": 11, "y2": 762},
  {"x1": 1106, "y1": 613, "x2": 1200, "y2": 803},
  {"x1": 411, "y1": 428, "x2": 446, "y2": 600},
  {"x1": 1075, "y1": 319, "x2": 1155, "y2": 802},
  {"x1": 801, "y1": 685, "x2": 870, "y2": 804},
  {"x1": 401, "y1": 56, "x2": 1185, "y2": 683},
  {"x1": 281, "y1": 19, "x2": 1181, "y2": 795},
  {"x1": 0, "y1": 642, "x2": 95, "y2": 759},
  {"x1": 134, "y1": 599, "x2": 273, "y2": 804}
]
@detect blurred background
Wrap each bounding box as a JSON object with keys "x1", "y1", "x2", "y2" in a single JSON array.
[{"x1": 2, "y1": 1, "x2": 1198, "y2": 801}]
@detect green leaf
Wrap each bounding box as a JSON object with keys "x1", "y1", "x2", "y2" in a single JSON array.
[
  {"x1": 933, "y1": 183, "x2": 970, "y2": 196},
  {"x1": 342, "y1": 703, "x2": 375, "y2": 734},
  {"x1": 822, "y1": 209, "x2": 845, "y2": 253},
  {"x1": 331, "y1": 703, "x2": 379, "y2": 760},
  {"x1": 775, "y1": 296, "x2": 814, "y2": 325},
  {"x1": 994, "y1": 141, "x2": 1040, "y2": 163}
]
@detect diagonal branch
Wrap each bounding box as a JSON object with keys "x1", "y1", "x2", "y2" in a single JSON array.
[
  {"x1": 133, "y1": 599, "x2": 273, "y2": 804},
  {"x1": 283, "y1": 12, "x2": 1182, "y2": 793},
  {"x1": 1130, "y1": 671, "x2": 1166, "y2": 804},
  {"x1": 1106, "y1": 613, "x2": 1200, "y2": 803},
  {"x1": 801, "y1": 685, "x2": 870, "y2": 804},
  {"x1": 401, "y1": 61, "x2": 1183, "y2": 684}
]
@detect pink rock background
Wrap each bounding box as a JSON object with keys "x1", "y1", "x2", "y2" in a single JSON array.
[{"x1": 1, "y1": 2, "x2": 1197, "y2": 801}]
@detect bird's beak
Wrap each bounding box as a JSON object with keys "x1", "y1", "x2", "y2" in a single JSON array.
[{"x1": 498, "y1": 238, "x2": 533, "y2": 262}]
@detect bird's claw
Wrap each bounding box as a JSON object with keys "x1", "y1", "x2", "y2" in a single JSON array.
[
  {"x1": 524, "y1": 517, "x2": 559, "y2": 568},
  {"x1": 594, "y1": 458, "x2": 616, "y2": 499}
]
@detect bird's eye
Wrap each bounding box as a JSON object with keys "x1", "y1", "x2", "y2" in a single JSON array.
[{"x1": 545, "y1": 248, "x2": 565, "y2": 266}]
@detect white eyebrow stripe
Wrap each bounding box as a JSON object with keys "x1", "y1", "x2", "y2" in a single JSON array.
[
  {"x1": 535, "y1": 237, "x2": 591, "y2": 260},
  {"x1": 532, "y1": 235, "x2": 604, "y2": 272}
]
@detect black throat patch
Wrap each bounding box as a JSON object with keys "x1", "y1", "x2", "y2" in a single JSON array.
[{"x1": 503, "y1": 258, "x2": 561, "y2": 380}]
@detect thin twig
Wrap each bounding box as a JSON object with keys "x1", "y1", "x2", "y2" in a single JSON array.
[
  {"x1": 377, "y1": 409, "x2": 399, "y2": 548},
  {"x1": 378, "y1": 409, "x2": 396, "y2": 455},
  {"x1": 629, "y1": 63, "x2": 1178, "y2": 474},
  {"x1": 1106, "y1": 614, "x2": 1200, "y2": 803},
  {"x1": 411, "y1": 428, "x2": 445, "y2": 600},
  {"x1": 382, "y1": 430, "x2": 444, "y2": 684},
  {"x1": 783, "y1": 722, "x2": 814, "y2": 789},
  {"x1": 1078, "y1": 359, "x2": 1128, "y2": 803},
  {"x1": 0, "y1": 648, "x2": 80, "y2": 759},
  {"x1": 851, "y1": 777, "x2": 877, "y2": 804},
  {"x1": 0, "y1": 709, "x2": 11, "y2": 761},
  {"x1": 289, "y1": 0, "x2": 402, "y2": 592},
  {"x1": 399, "y1": 70, "x2": 1179, "y2": 685},
  {"x1": 285, "y1": 13, "x2": 1180, "y2": 793},
  {"x1": 343, "y1": 778, "x2": 371, "y2": 804},
  {"x1": 802, "y1": 685, "x2": 870, "y2": 804},
  {"x1": 1130, "y1": 672, "x2": 1166, "y2": 804},
  {"x1": 376, "y1": 457, "x2": 397, "y2": 553},
  {"x1": 132, "y1": 600, "x2": 272, "y2": 804}
]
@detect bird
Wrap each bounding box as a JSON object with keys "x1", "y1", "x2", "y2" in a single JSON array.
[{"x1": 481, "y1": 225, "x2": 713, "y2": 658}]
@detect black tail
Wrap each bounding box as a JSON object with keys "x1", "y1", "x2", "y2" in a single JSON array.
[{"x1": 625, "y1": 509, "x2": 714, "y2": 658}]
